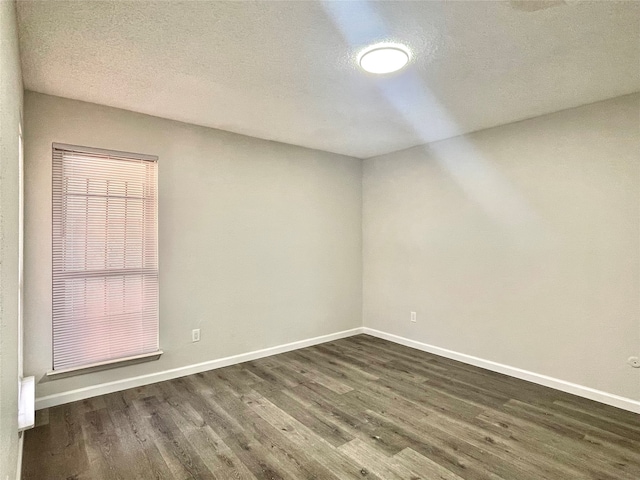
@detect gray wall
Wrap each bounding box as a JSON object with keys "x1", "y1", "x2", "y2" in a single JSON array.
[
  {"x1": 363, "y1": 94, "x2": 640, "y2": 400},
  {"x1": 20, "y1": 83, "x2": 640, "y2": 414},
  {"x1": 0, "y1": 1, "x2": 23, "y2": 478},
  {"x1": 24, "y1": 92, "x2": 362, "y2": 400}
]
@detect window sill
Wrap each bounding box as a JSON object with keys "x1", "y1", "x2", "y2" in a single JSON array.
[{"x1": 46, "y1": 350, "x2": 163, "y2": 380}]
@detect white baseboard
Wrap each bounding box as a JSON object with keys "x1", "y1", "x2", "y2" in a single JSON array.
[
  {"x1": 35, "y1": 325, "x2": 640, "y2": 414},
  {"x1": 16, "y1": 432, "x2": 24, "y2": 480},
  {"x1": 35, "y1": 327, "x2": 364, "y2": 410},
  {"x1": 363, "y1": 328, "x2": 640, "y2": 414}
]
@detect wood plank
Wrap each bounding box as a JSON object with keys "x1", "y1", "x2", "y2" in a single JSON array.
[{"x1": 23, "y1": 335, "x2": 640, "y2": 479}]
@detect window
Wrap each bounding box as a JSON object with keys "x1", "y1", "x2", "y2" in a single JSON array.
[{"x1": 52, "y1": 144, "x2": 159, "y2": 373}]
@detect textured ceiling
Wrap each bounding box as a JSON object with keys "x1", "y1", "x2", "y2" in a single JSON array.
[{"x1": 17, "y1": 1, "x2": 640, "y2": 158}]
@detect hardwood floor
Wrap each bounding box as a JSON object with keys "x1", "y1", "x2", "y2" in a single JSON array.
[{"x1": 23, "y1": 335, "x2": 640, "y2": 479}]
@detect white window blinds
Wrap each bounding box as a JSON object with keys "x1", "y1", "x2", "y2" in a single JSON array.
[{"x1": 52, "y1": 144, "x2": 159, "y2": 372}]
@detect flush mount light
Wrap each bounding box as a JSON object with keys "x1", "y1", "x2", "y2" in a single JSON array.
[{"x1": 358, "y1": 44, "x2": 410, "y2": 74}]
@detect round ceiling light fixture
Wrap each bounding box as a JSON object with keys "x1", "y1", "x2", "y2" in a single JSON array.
[{"x1": 358, "y1": 44, "x2": 410, "y2": 74}]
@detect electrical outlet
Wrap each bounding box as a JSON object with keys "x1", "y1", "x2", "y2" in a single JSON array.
[
  {"x1": 410, "y1": 311, "x2": 417, "y2": 323},
  {"x1": 628, "y1": 356, "x2": 640, "y2": 368},
  {"x1": 192, "y1": 329, "x2": 201, "y2": 342}
]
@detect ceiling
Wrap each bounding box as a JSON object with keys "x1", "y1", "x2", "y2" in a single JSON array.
[{"x1": 17, "y1": 1, "x2": 640, "y2": 159}]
